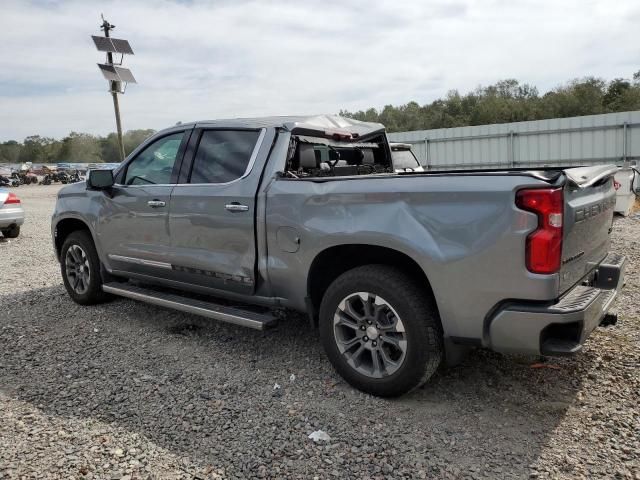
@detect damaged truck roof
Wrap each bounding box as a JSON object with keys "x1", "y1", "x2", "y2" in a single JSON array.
[{"x1": 189, "y1": 115, "x2": 385, "y2": 136}]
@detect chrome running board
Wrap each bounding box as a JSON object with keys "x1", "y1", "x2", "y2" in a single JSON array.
[{"x1": 102, "y1": 282, "x2": 277, "y2": 330}]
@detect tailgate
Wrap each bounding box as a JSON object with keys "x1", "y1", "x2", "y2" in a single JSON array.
[{"x1": 560, "y1": 165, "x2": 618, "y2": 293}]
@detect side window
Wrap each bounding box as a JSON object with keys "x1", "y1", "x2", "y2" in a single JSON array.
[
  {"x1": 124, "y1": 132, "x2": 184, "y2": 185},
  {"x1": 190, "y1": 130, "x2": 260, "y2": 184}
]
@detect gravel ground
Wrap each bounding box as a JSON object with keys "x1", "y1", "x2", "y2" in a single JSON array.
[{"x1": 1, "y1": 184, "x2": 638, "y2": 479}]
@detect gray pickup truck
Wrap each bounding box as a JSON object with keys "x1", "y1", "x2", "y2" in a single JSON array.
[{"x1": 52, "y1": 115, "x2": 625, "y2": 397}]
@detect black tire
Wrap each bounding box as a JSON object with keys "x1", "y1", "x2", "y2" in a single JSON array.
[
  {"x1": 60, "y1": 230, "x2": 110, "y2": 305},
  {"x1": 1, "y1": 225, "x2": 20, "y2": 238},
  {"x1": 319, "y1": 265, "x2": 443, "y2": 397}
]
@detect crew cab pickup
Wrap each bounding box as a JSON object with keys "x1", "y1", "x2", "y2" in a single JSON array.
[{"x1": 52, "y1": 115, "x2": 625, "y2": 397}]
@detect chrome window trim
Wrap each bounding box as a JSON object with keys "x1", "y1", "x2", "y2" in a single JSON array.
[
  {"x1": 111, "y1": 127, "x2": 266, "y2": 189},
  {"x1": 182, "y1": 127, "x2": 267, "y2": 187},
  {"x1": 114, "y1": 129, "x2": 189, "y2": 188}
]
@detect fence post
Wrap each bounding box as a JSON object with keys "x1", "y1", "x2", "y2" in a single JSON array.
[
  {"x1": 424, "y1": 138, "x2": 430, "y2": 169},
  {"x1": 622, "y1": 122, "x2": 628, "y2": 167},
  {"x1": 508, "y1": 131, "x2": 515, "y2": 167}
]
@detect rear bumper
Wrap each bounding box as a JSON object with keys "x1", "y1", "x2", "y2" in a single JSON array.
[
  {"x1": 0, "y1": 207, "x2": 25, "y2": 228},
  {"x1": 488, "y1": 252, "x2": 626, "y2": 356}
]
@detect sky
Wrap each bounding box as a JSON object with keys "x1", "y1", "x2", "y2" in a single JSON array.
[{"x1": 0, "y1": 0, "x2": 638, "y2": 142}]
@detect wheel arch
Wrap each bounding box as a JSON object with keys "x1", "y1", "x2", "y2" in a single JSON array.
[
  {"x1": 306, "y1": 244, "x2": 439, "y2": 325},
  {"x1": 54, "y1": 217, "x2": 94, "y2": 259}
]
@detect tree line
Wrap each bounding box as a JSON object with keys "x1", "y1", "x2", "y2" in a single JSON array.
[
  {"x1": 2, "y1": 73, "x2": 640, "y2": 164},
  {"x1": 341, "y1": 72, "x2": 640, "y2": 132},
  {"x1": 0, "y1": 130, "x2": 156, "y2": 165}
]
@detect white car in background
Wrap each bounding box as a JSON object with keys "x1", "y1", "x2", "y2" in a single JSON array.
[
  {"x1": 390, "y1": 143, "x2": 425, "y2": 172},
  {"x1": 0, "y1": 189, "x2": 24, "y2": 238}
]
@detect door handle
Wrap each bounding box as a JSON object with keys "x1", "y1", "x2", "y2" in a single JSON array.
[
  {"x1": 225, "y1": 202, "x2": 249, "y2": 212},
  {"x1": 147, "y1": 200, "x2": 166, "y2": 208}
]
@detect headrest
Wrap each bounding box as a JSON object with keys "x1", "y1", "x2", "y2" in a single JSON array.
[
  {"x1": 360, "y1": 149, "x2": 375, "y2": 165},
  {"x1": 299, "y1": 143, "x2": 318, "y2": 169}
]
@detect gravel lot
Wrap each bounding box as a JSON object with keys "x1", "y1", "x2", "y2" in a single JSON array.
[{"x1": 1, "y1": 184, "x2": 638, "y2": 479}]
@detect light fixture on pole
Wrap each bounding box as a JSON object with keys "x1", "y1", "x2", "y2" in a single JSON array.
[{"x1": 91, "y1": 15, "x2": 136, "y2": 161}]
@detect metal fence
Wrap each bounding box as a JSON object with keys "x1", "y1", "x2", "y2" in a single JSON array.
[{"x1": 388, "y1": 111, "x2": 640, "y2": 170}]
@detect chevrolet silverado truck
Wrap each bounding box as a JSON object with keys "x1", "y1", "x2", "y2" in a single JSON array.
[{"x1": 52, "y1": 115, "x2": 625, "y2": 397}]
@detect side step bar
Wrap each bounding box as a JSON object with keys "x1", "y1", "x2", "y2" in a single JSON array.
[{"x1": 102, "y1": 282, "x2": 277, "y2": 330}]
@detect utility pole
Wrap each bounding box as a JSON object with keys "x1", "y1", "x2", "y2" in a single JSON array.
[
  {"x1": 101, "y1": 17, "x2": 125, "y2": 161},
  {"x1": 92, "y1": 15, "x2": 136, "y2": 162}
]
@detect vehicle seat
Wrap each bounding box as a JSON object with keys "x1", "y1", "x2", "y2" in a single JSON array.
[{"x1": 298, "y1": 143, "x2": 318, "y2": 169}]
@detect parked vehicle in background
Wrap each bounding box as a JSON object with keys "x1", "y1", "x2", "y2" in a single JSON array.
[
  {"x1": 40, "y1": 174, "x2": 53, "y2": 186},
  {"x1": 390, "y1": 143, "x2": 424, "y2": 172},
  {"x1": 40, "y1": 166, "x2": 60, "y2": 185},
  {"x1": 38, "y1": 166, "x2": 81, "y2": 185},
  {"x1": 65, "y1": 170, "x2": 81, "y2": 183},
  {"x1": 0, "y1": 189, "x2": 24, "y2": 238},
  {"x1": 12, "y1": 170, "x2": 38, "y2": 185},
  {"x1": 9, "y1": 172, "x2": 22, "y2": 186},
  {"x1": 0, "y1": 171, "x2": 19, "y2": 188},
  {"x1": 52, "y1": 115, "x2": 625, "y2": 397}
]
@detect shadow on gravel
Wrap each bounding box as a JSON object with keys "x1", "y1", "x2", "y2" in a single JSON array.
[
  {"x1": 166, "y1": 322, "x2": 204, "y2": 336},
  {"x1": 0, "y1": 285, "x2": 590, "y2": 476}
]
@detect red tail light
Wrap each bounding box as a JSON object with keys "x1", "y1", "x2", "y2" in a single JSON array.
[
  {"x1": 516, "y1": 188, "x2": 563, "y2": 274},
  {"x1": 4, "y1": 192, "x2": 20, "y2": 204}
]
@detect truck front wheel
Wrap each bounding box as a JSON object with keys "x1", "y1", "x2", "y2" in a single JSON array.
[
  {"x1": 60, "y1": 230, "x2": 110, "y2": 305},
  {"x1": 319, "y1": 265, "x2": 443, "y2": 397}
]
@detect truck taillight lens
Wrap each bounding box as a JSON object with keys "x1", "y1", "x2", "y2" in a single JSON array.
[
  {"x1": 516, "y1": 188, "x2": 563, "y2": 274},
  {"x1": 4, "y1": 192, "x2": 20, "y2": 204}
]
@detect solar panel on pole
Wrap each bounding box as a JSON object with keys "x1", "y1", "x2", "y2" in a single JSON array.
[
  {"x1": 97, "y1": 63, "x2": 120, "y2": 82},
  {"x1": 115, "y1": 66, "x2": 137, "y2": 83},
  {"x1": 97, "y1": 64, "x2": 137, "y2": 84},
  {"x1": 110, "y1": 38, "x2": 134, "y2": 55},
  {"x1": 93, "y1": 15, "x2": 135, "y2": 162},
  {"x1": 92, "y1": 35, "x2": 115, "y2": 52},
  {"x1": 91, "y1": 35, "x2": 134, "y2": 55}
]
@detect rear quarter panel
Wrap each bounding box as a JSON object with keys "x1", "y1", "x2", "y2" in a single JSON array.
[{"x1": 265, "y1": 174, "x2": 560, "y2": 342}]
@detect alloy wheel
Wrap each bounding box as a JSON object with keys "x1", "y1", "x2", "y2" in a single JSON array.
[
  {"x1": 65, "y1": 244, "x2": 91, "y2": 295},
  {"x1": 333, "y1": 292, "x2": 408, "y2": 378}
]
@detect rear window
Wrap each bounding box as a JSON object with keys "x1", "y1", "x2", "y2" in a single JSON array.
[
  {"x1": 392, "y1": 149, "x2": 420, "y2": 170},
  {"x1": 190, "y1": 130, "x2": 260, "y2": 184}
]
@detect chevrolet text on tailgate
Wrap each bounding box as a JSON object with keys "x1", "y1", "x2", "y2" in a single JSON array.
[{"x1": 51, "y1": 115, "x2": 625, "y2": 397}]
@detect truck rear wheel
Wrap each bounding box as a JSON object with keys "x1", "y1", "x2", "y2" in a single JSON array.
[{"x1": 319, "y1": 265, "x2": 443, "y2": 397}]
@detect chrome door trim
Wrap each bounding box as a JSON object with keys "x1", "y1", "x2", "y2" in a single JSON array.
[
  {"x1": 112, "y1": 183, "x2": 177, "y2": 188},
  {"x1": 108, "y1": 254, "x2": 173, "y2": 269}
]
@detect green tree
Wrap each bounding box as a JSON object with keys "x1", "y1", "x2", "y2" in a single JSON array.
[
  {"x1": 57, "y1": 132, "x2": 102, "y2": 163},
  {"x1": 18, "y1": 136, "x2": 58, "y2": 163},
  {"x1": 0, "y1": 141, "x2": 22, "y2": 163},
  {"x1": 604, "y1": 78, "x2": 632, "y2": 110},
  {"x1": 124, "y1": 129, "x2": 156, "y2": 156},
  {"x1": 343, "y1": 73, "x2": 639, "y2": 132}
]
